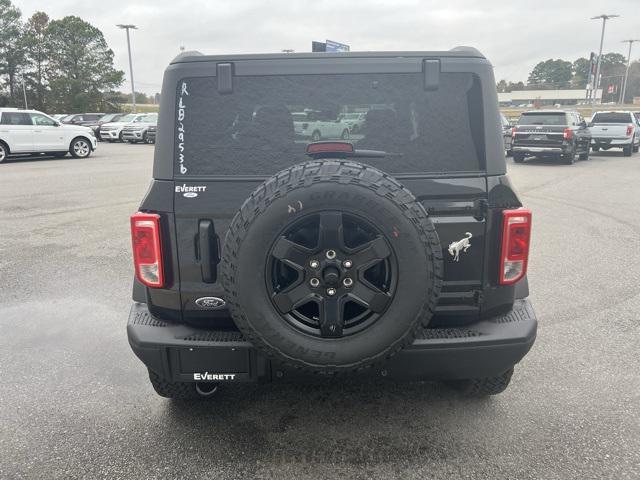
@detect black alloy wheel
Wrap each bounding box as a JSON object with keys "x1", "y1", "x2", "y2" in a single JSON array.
[{"x1": 267, "y1": 211, "x2": 396, "y2": 338}]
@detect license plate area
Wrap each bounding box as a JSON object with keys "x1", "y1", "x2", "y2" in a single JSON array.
[{"x1": 172, "y1": 346, "x2": 254, "y2": 382}]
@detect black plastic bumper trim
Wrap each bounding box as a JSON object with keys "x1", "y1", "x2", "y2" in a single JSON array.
[{"x1": 127, "y1": 299, "x2": 537, "y2": 382}]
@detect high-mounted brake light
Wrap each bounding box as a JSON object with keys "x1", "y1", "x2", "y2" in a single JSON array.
[
  {"x1": 131, "y1": 212, "x2": 165, "y2": 288},
  {"x1": 563, "y1": 128, "x2": 573, "y2": 140},
  {"x1": 500, "y1": 208, "x2": 532, "y2": 285},
  {"x1": 306, "y1": 142, "x2": 355, "y2": 155},
  {"x1": 626, "y1": 124, "x2": 634, "y2": 137}
]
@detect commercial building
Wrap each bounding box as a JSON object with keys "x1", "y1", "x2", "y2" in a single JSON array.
[{"x1": 498, "y1": 89, "x2": 603, "y2": 107}]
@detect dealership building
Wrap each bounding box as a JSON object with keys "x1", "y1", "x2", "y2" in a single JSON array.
[{"x1": 498, "y1": 89, "x2": 603, "y2": 107}]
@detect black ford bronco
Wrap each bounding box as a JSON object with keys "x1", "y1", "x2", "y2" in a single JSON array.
[{"x1": 127, "y1": 47, "x2": 537, "y2": 399}]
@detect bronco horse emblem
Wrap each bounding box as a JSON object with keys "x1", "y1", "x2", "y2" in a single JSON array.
[{"x1": 448, "y1": 232, "x2": 472, "y2": 262}]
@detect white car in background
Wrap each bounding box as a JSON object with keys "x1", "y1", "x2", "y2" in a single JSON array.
[
  {"x1": 337, "y1": 112, "x2": 367, "y2": 133},
  {"x1": 0, "y1": 108, "x2": 97, "y2": 163},
  {"x1": 589, "y1": 111, "x2": 640, "y2": 156},
  {"x1": 121, "y1": 113, "x2": 158, "y2": 144},
  {"x1": 99, "y1": 113, "x2": 154, "y2": 142},
  {"x1": 292, "y1": 111, "x2": 351, "y2": 141}
]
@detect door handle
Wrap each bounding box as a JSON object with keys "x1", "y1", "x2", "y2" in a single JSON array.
[{"x1": 197, "y1": 220, "x2": 218, "y2": 283}]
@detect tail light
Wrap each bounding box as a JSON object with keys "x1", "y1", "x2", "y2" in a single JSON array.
[
  {"x1": 500, "y1": 208, "x2": 532, "y2": 285},
  {"x1": 563, "y1": 128, "x2": 573, "y2": 140},
  {"x1": 511, "y1": 127, "x2": 516, "y2": 139},
  {"x1": 626, "y1": 124, "x2": 634, "y2": 137},
  {"x1": 131, "y1": 212, "x2": 165, "y2": 288}
]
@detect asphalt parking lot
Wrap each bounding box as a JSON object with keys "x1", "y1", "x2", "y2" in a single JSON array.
[{"x1": 1, "y1": 142, "x2": 639, "y2": 479}]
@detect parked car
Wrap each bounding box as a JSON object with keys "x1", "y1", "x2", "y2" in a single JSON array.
[
  {"x1": 500, "y1": 113, "x2": 512, "y2": 156},
  {"x1": 589, "y1": 111, "x2": 639, "y2": 156},
  {"x1": 88, "y1": 113, "x2": 126, "y2": 140},
  {"x1": 293, "y1": 111, "x2": 351, "y2": 140},
  {"x1": 99, "y1": 113, "x2": 152, "y2": 142},
  {"x1": 0, "y1": 108, "x2": 97, "y2": 162},
  {"x1": 121, "y1": 114, "x2": 158, "y2": 143},
  {"x1": 511, "y1": 110, "x2": 591, "y2": 164},
  {"x1": 337, "y1": 112, "x2": 367, "y2": 133},
  {"x1": 51, "y1": 114, "x2": 69, "y2": 120},
  {"x1": 127, "y1": 47, "x2": 537, "y2": 400},
  {"x1": 61, "y1": 113, "x2": 105, "y2": 127}
]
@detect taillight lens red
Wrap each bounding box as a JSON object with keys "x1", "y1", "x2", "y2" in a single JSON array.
[
  {"x1": 131, "y1": 213, "x2": 165, "y2": 288},
  {"x1": 511, "y1": 127, "x2": 516, "y2": 139},
  {"x1": 626, "y1": 124, "x2": 633, "y2": 136},
  {"x1": 563, "y1": 128, "x2": 573, "y2": 140},
  {"x1": 500, "y1": 208, "x2": 532, "y2": 285}
]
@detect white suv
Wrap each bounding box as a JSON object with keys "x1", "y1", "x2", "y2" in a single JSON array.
[
  {"x1": 0, "y1": 108, "x2": 97, "y2": 163},
  {"x1": 99, "y1": 113, "x2": 153, "y2": 142}
]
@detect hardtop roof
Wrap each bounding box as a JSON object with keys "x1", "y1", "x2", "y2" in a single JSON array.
[{"x1": 170, "y1": 47, "x2": 485, "y2": 65}]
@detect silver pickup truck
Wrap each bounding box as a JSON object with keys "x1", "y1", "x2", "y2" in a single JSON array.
[{"x1": 589, "y1": 111, "x2": 640, "y2": 156}]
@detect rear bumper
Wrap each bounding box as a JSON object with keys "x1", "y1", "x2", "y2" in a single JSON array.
[
  {"x1": 127, "y1": 299, "x2": 537, "y2": 382},
  {"x1": 591, "y1": 138, "x2": 632, "y2": 147},
  {"x1": 513, "y1": 145, "x2": 565, "y2": 154}
]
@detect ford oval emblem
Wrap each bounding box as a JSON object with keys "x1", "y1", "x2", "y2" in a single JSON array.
[
  {"x1": 183, "y1": 192, "x2": 198, "y2": 198},
  {"x1": 195, "y1": 296, "x2": 226, "y2": 309}
]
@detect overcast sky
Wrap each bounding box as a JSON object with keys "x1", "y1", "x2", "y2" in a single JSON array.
[{"x1": 12, "y1": 0, "x2": 640, "y2": 94}]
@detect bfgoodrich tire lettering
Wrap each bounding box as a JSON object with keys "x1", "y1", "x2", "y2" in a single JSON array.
[{"x1": 221, "y1": 160, "x2": 443, "y2": 373}]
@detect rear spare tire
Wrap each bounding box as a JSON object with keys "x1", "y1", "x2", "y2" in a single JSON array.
[{"x1": 221, "y1": 160, "x2": 443, "y2": 373}]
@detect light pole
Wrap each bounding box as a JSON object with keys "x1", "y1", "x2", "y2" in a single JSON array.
[
  {"x1": 620, "y1": 39, "x2": 639, "y2": 106},
  {"x1": 117, "y1": 24, "x2": 138, "y2": 113},
  {"x1": 590, "y1": 14, "x2": 619, "y2": 109}
]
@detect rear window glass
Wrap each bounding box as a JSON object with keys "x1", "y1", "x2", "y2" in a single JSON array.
[
  {"x1": 518, "y1": 113, "x2": 567, "y2": 126},
  {"x1": 174, "y1": 73, "x2": 485, "y2": 176},
  {"x1": 591, "y1": 112, "x2": 632, "y2": 124}
]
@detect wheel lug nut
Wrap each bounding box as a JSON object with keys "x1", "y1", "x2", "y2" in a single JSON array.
[
  {"x1": 326, "y1": 288, "x2": 336, "y2": 296},
  {"x1": 343, "y1": 260, "x2": 352, "y2": 269},
  {"x1": 310, "y1": 278, "x2": 320, "y2": 288},
  {"x1": 326, "y1": 250, "x2": 336, "y2": 260},
  {"x1": 309, "y1": 259, "x2": 320, "y2": 269},
  {"x1": 343, "y1": 277, "x2": 353, "y2": 288}
]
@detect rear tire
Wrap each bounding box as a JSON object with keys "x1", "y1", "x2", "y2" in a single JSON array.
[
  {"x1": 562, "y1": 147, "x2": 576, "y2": 164},
  {"x1": 513, "y1": 153, "x2": 525, "y2": 163},
  {"x1": 148, "y1": 369, "x2": 217, "y2": 400},
  {"x1": 578, "y1": 148, "x2": 589, "y2": 161},
  {"x1": 623, "y1": 145, "x2": 632, "y2": 157},
  {"x1": 446, "y1": 368, "x2": 514, "y2": 397}
]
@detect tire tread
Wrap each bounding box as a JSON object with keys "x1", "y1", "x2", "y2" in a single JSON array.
[{"x1": 221, "y1": 160, "x2": 443, "y2": 373}]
